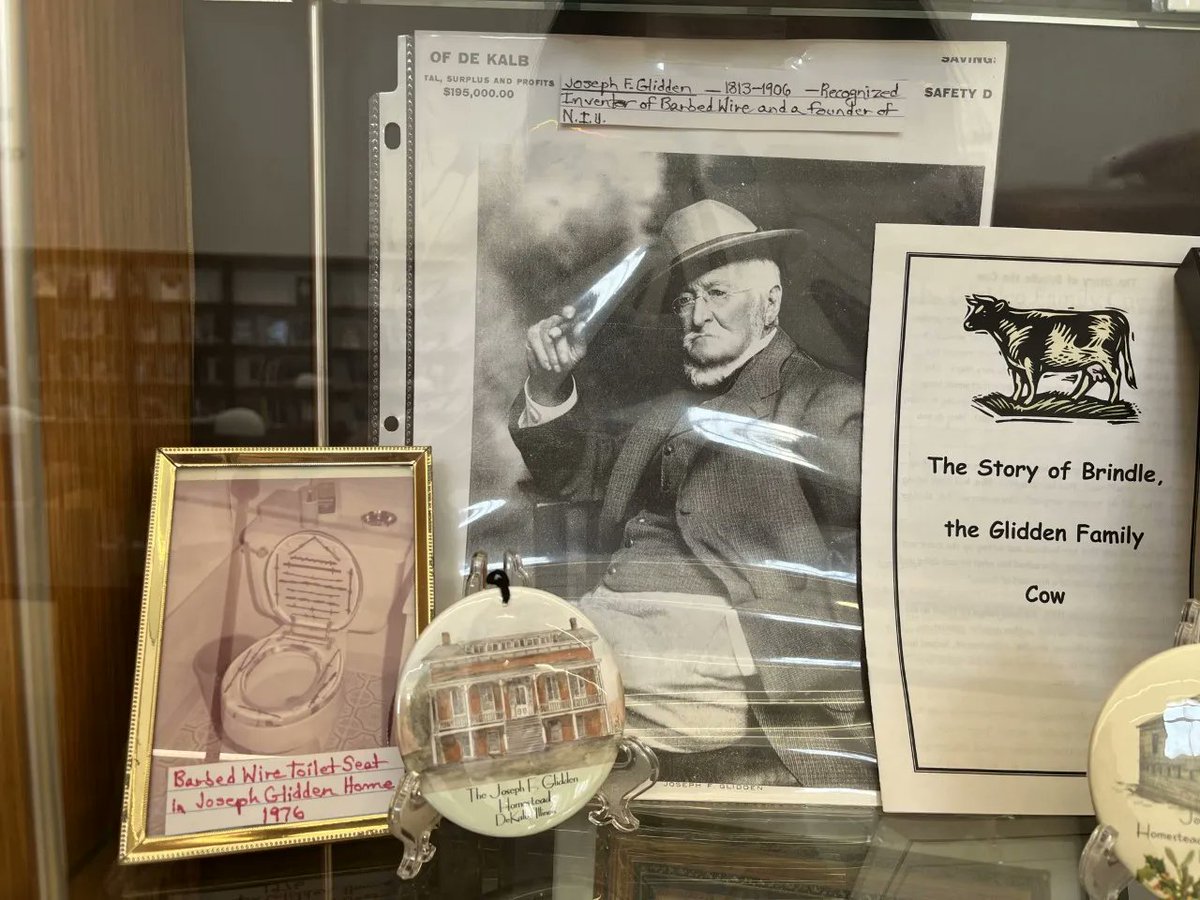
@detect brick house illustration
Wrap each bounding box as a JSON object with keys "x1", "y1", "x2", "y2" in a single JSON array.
[
  {"x1": 1136, "y1": 697, "x2": 1200, "y2": 812},
  {"x1": 426, "y1": 619, "x2": 612, "y2": 766}
]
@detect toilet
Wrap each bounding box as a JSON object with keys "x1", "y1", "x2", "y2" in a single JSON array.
[{"x1": 221, "y1": 528, "x2": 364, "y2": 754}]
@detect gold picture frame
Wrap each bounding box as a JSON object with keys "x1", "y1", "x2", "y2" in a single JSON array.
[{"x1": 120, "y1": 447, "x2": 434, "y2": 863}]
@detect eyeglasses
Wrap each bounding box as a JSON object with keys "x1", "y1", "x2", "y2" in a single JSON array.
[{"x1": 671, "y1": 285, "x2": 755, "y2": 317}]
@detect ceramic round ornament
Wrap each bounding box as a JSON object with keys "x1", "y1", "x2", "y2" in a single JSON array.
[
  {"x1": 1090, "y1": 644, "x2": 1200, "y2": 898},
  {"x1": 394, "y1": 583, "x2": 625, "y2": 837}
]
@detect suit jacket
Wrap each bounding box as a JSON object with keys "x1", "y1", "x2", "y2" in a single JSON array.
[{"x1": 510, "y1": 330, "x2": 877, "y2": 790}]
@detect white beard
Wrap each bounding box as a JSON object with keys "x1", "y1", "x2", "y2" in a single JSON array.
[
  {"x1": 684, "y1": 326, "x2": 777, "y2": 388},
  {"x1": 684, "y1": 356, "x2": 750, "y2": 388}
]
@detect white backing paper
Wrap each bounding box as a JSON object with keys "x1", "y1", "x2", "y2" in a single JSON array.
[{"x1": 385, "y1": 32, "x2": 1007, "y2": 806}]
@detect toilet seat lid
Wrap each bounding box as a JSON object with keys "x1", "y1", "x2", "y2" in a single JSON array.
[{"x1": 264, "y1": 530, "x2": 363, "y2": 631}]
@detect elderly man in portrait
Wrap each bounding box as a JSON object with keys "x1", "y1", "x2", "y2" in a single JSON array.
[{"x1": 509, "y1": 199, "x2": 873, "y2": 789}]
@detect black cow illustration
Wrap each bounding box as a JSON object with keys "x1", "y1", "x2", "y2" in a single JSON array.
[{"x1": 963, "y1": 294, "x2": 1136, "y2": 406}]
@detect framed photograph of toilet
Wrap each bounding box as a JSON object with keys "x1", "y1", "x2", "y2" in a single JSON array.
[{"x1": 120, "y1": 447, "x2": 434, "y2": 863}]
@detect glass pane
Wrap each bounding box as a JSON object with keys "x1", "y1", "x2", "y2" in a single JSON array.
[
  {"x1": 186, "y1": 0, "x2": 317, "y2": 446},
  {"x1": 0, "y1": 0, "x2": 1194, "y2": 893}
]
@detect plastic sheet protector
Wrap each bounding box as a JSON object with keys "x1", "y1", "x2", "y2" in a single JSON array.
[{"x1": 381, "y1": 32, "x2": 1008, "y2": 804}]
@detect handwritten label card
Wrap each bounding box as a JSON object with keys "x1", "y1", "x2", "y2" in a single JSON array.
[
  {"x1": 559, "y1": 65, "x2": 909, "y2": 132},
  {"x1": 164, "y1": 748, "x2": 402, "y2": 836}
]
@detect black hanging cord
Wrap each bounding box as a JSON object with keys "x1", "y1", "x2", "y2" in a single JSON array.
[{"x1": 485, "y1": 569, "x2": 511, "y2": 604}]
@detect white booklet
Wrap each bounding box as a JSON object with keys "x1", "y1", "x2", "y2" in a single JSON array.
[
  {"x1": 389, "y1": 32, "x2": 1007, "y2": 805},
  {"x1": 861, "y1": 224, "x2": 1200, "y2": 815}
]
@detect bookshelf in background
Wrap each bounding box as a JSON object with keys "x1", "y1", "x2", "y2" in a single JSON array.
[{"x1": 192, "y1": 254, "x2": 370, "y2": 446}]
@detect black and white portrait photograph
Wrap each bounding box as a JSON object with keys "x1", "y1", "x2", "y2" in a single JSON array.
[{"x1": 461, "y1": 141, "x2": 985, "y2": 796}]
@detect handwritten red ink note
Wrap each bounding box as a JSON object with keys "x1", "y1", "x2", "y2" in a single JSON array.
[{"x1": 164, "y1": 747, "x2": 403, "y2": 836}]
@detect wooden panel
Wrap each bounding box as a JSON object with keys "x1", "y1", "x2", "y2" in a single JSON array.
[
  {"x1": 0, "y1": 260, "x2": 38, "y2": 898},
  {"x1": 0, "y1": 603, "x2": 37, "y2": 896},
  {"x1": 24, "y1": 0, "x2": 192, "y2": 873}
]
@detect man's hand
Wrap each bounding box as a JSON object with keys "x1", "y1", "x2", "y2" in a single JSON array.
[{"x1": 525, "y1": 305, "x2": 588, "y2": 406}]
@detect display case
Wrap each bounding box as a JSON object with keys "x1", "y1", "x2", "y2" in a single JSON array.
[{"x1": 2, "y1": 0, "x2": 1198, "y2": 897}]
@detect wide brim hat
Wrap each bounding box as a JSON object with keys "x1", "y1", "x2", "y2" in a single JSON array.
[
  {"x1": 615, "y1": 199, "x2": 865, "y2": 376},
  {"x1": 637, "y1": 199, "x2": 809, "y2": 304}
]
